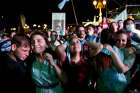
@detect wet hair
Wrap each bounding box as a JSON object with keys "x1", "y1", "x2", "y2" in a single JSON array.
[
  {"x1": 116, "y1": 30, "x2": 131, "y2": 48},
  {"x1": 11, "y1": 33, "x2": 30, "y2": 48},
  {"x1": 100, "y1": 29, "x2": 116, "y2": 46}
]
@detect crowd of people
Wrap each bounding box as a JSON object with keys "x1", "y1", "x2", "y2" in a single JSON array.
[{"x1": 0, "y1": 17, "x2": 140, "y2": 93}]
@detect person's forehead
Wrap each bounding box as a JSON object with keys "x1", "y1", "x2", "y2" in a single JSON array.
[
  {"x1": 18, "y1": 40, "x2": 30, "y2": 46},
  {"x1": 119, "y1": 21, "x2": 123, "y2": 23},
  {"x1": 18, "y1": 45, "x2": 30, "y2": 50},
  {"x1": 70, "y1": 38, "x2": 78, "y2": 42},
  {"x1": 33, "y1": 35, "x2": 44, "y2": 40},
  {"x1": 112, "y1": 22, "x2": 117, "y2": 25},
  {"x1": 118, "y1": 34, "x2": 127, "y2": 38},
  {"x1": 127, "y1": 20, "x2": 134, "y2": 24},
  {"x1": 21, "y1": 42, "x2": 30, "y2": 47},
  {"x1": 52, "y1": 32, "x2": 57, "y2": 34},
  {"x1": 80, "y1": 31, "x2": 85, "y2": 33},
  {"x1": 79, "y1": 27, "x2": 85, "y2": 30},
  {"x1": 88, "y1": 26, "x2": 94, "y2": 29}
]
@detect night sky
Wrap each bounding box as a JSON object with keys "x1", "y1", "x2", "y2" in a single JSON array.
[
  {"x1": 6, "y1": 0, "x2": 98, "y2": 25},
  {"x1": 0, "y1": 0, "x2": 139, "y2": 28}
]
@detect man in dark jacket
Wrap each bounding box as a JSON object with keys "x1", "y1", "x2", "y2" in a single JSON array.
[{"x1": 0, "y1": 34, "x2": 31, "y2": 93}]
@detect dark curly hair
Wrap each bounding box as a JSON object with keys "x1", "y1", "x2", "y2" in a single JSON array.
[{"x1": 100, "y1": 29, "x2": 116, "y2": 46}]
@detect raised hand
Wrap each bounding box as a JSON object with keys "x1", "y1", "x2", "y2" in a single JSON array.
[{"x1": 45, "y1": 53, "x2": 55, "y2": 66}]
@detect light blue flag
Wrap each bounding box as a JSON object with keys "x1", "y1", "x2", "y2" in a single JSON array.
[
  {"x1": 58, "y1": 0, "x2": 69, "y2": 10},
  {"x1": 114, "y1": 9, "x2": 128, "y2": 21}
]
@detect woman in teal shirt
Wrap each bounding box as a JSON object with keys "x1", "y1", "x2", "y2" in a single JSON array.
[
  {"x1": 88, "y1": 30, "x2": 135, "y2": 93},
  {"x1": 30, "y1": 31, "x2": 63, "y2": 93}
]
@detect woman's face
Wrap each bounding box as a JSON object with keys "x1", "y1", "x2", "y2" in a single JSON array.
[
  {"x1": 70, "y1": 38, "x2": 81, "y2": 53},
  {"x1": 126, "y1": 20, "x2": 135, "y2": 32},
  {"x1": 116, "y1": 33, "x2": 127, "y2": 48},
  {"x1": 126, "y1": 20, "x2": 134, "y2": 25},
  {"x1": 31, "y1": 35, "x2": 47, "y2": 54},
  {"x1": 111, "y1": 22, "x2": 118, "y2": 32},
  {"x1": 118, "y1": 21, "x2": 123, "y2": 30}
]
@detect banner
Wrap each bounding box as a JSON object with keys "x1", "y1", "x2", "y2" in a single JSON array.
[{"x1": 52, "y1": 13, "x2": 66, "y2": 36}]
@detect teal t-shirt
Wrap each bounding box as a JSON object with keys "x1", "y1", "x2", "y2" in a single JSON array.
[
  {"x1": 96, "y1": 47, "x2": 128, "y2": 93},
  {"x1": 32, "y1": 58, "x2": 63, "y2": 93}
]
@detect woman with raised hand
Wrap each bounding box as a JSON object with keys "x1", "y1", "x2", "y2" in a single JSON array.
[
  {"x1": 115, "y1": 31, "x2": 136, "y2": 92},
  {"x1": 88, "y1": 29, "x2": 135, "y2": 93},
  {"x1": 56, "y1": 36, "x2": 91, "y2": 93},
  {"x1": 30, "y1": 31, "x2": 63, "y2": 93}
]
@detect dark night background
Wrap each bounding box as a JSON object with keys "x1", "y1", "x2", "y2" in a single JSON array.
[{"x1": 0, "y1": 0, "x2": 139, "y2": 29}]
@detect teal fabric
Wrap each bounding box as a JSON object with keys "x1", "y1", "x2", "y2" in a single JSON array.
[
  {"x1": 97, "y1": 68, "x2": 127, "y2": 93},
  {"x1": 123, "y1": 48, "x2": 135, "y2": 69},
  {"x1": 32, "y1": 59, "x2": 63, "y2": 93},
  {"x1": 96, "y1": 46, "x2": 135, "y2": 93},
  {"x1": 122, "y1": 48, "x2": 135, "y2": 83},
  {"x1": 114, "y1": 47, "x2": 135, "y2": 82}
]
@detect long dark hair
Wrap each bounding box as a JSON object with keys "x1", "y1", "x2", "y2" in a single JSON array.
[
  {"x1": 66, "y1": 36, "x2": 84, "y2": 59},
  {"x1": 30, "y1": 31, "x2": 51, "y2": 56}
]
